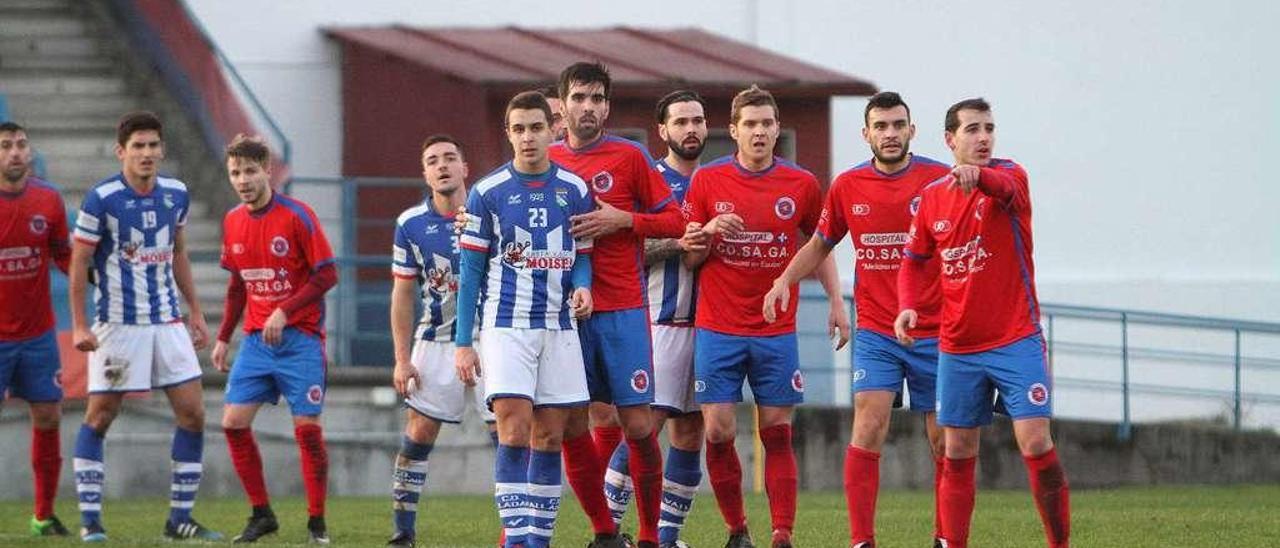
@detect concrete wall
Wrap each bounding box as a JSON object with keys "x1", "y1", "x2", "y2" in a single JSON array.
[{"x1": 2, "y1": 389, "x2": 1276, "y2": 500}]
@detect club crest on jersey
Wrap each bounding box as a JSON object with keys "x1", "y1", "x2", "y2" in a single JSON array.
[
  {"x1": 630, "y1": 369, "x2": 650, "y2": 393},
  {"x1": 791, "y1": 370, "x2": 805, "y2": 392},
  {"x1": 307, "y1": 384, "x2": 324, "y2": 405},
  {"x1": 714, "y1": 201, "x2": 735, "y2": 214},
  {"x1": 163, "y1": 193, "x2": 176, "y2": 209},
  {"x1": 28, "y1": 214, "x2": 48, "y2": 235},
  {"x1": 910, "y1": 196, "x2": 921, "y2": 215},
  {"x1": 774, "y1": 196, "x2": 796, "y2": 220},
  {"x1": 852, "y1": 203, "x2": 871, "y2": 216},
  {"x1": 270, "y1": 236, "x2": 290, "y2": 257},
  {"x1": 426, "y1": 266, "x2": 457, "y2": 296},
  {"x1": 591, "y1": 171, "x2": 614, "y2": 193},
  {"x1": 555, "y1": 188, "x2": 570, "y2": 207},
  {"x1": 1028, "y1": 383, "x2": 1049, "y2": 406}
]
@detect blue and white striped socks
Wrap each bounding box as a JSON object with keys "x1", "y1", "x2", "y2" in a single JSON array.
[
  {"x1": 168, "y1": 427, "x2": 204, "y2": 525},
  {"x1": 659, "y1": 447, "x2": 702, "y2": 544},
  {"x1": 74, "y1": 424, "x2": 105, "y2": 528},
  {"x1": 525, "y1": 449, "x2": 562, "y2": 548},
  {"x1": 392, "y1": 436, "x2": 432, "y2": 537},
  {"x1": 604, "y1": 441, "x2": 634, "y2": 526},
  {"x1": 495, "y1": 444, "x2": 530, "y2": 547}
]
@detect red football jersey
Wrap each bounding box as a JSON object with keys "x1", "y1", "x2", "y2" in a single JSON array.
[
  {"x1": 685, "y1": 156, "x2": 822, "y2": 336},
  {"x1": 818, "y1": 155, "x2": 951, "y2": 339},
  {"x1": 0, "y1": 178, "x2": 70, "y2": 340},
  {"x1": 549, "y1": 135, "x2": 684, "y2": 312},
  {"x1": 220, "y1": 194, "x2": 335, "y2": 338},
  {"x1": 903, "y1": 159, "x2": 1039, "y2": 353}
]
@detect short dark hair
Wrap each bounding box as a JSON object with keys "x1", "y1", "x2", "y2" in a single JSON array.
[
  {"x1": 538, "y1": 84, "x2": 559, "y2": 101},
  {"x1": 864, "y1": 91, "x2": 910, "y2": 126},
  {"x1": 505, "y1": 91, "x2": 553, "y2": 127},
  {"x1": 421, "y1": 134, "x2": 463, "y2": 156},
  {"x1": 0, "y1": 121, "x2": 25, "y2": 133},
  {"x1": 944, "y1": 97, "x2": 991, "y2": 133},
  {"x1": 558, "y1": 62, "x2": 611, "y2": 102},
  {"x1": 116, "y1": 111, "x2": 163, "y2": 146},
  {"x1": 730, "y1": 84, "x2": 778, "y2": 125},
  {"x1": 655, "y1": 90, "x2": 706, "y2": 124},
  {"x1": 225, "y1": 133, "x2": 270, "y2": 168}
]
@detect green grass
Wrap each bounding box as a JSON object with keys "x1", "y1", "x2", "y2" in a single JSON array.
[{"x1": 2, "y1": 485, "x2": 1277, "y2": 546}]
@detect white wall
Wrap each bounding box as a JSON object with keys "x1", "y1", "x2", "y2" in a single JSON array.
[{"x1": 186, "y1": 0, "x2": 1279, "y2": 321}]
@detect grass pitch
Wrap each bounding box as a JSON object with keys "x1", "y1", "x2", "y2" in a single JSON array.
[{"x1": 1, "y1": 485, "x2": 1276, "y2": 546}]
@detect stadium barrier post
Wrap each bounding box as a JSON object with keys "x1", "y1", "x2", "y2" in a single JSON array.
[
  {"x1": 1233, "y1": 329, "x2": 1242, "y2": 432},
  {"x1": 1119, "y1": 313, "x2": 1132, "y2": 441}
]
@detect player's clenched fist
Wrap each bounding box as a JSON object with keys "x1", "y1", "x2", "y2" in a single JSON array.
[
  {"x1": 570, "y1": 287, "x2": 593, "y2": 319},
  {"x1": 392, "y1": 359, "x2": 420, "y2": 397},
  {"x1": 73, "y1": 326, "x2": 99, "y2": 352},
  {"x1": 678, "y1": 221, "x2": 707, "y2": 252},
  {"x1": 893, "y1": 309, "x2": 918, "y2": 347},
  {"x1": 455, "y1": 346, "x2": 481, "y2": 387},
  {"x1": 950, "y1": 165, "x2": 981, "y2": 195}
]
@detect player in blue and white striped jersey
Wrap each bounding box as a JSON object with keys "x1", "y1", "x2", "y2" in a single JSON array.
[
  {"x1": 386, "y1": 135, "x2": 499, "y2": 547},
  {"x1": 66, "y1": 112, "x2": 221, "y2": 542},
  {"x1": 604, "y1": 90, "x2": 710, "y2": 548},
  {"x1": 454, "y1": 91, "x2": 594, "y2": 548}
]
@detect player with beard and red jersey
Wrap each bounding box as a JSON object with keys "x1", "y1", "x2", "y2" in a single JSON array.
[
  {"x1": 682, "y1": 86, "x2": 848, "y2": 548},
  {"x1": 895, "y1": 98, "x2": 1069, "y2": 548},
  {"x1": 0, "y1": 121, "x2": 72, "y2": 537},
  {"x1": 548, "y1": 62, "x2": 686, "y2": 548},
  {"x1": 764, "y1": 91, "x2": 951, "y2": 547}
]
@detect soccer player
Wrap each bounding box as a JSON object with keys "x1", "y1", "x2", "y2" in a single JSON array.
[
  {"x1": 212, "y1": 134, "x2": 337, "y2": 544},
  {"x1": 386, "y1": 134, "x2": 499, "y2": 547},
  {"x1": 682, "y1": 85, "x2": 848, "y2": 548},
  {"x1": 763, "y1": 91, "x2": 951, "y2": 547},
  {"x1": 549, "y1": 62, "x2": 687, "y2": 548},
  {"x1": 895, "y1": 98, "x2": 1070, "y2": 548},
  {"x1": 454, "y1": 90, "x2": 594, "y2": 548},
  {"x1": 69, "y1": 111, "x2": 221, "y2": 542},
  {"x1": 600, "y1": 89, "x2": 710, "y2": 548},
  {"x1": 539, "y1": 84, "x2": 568, "y2": 141},
  {"x1": 0, "y1": 121, "x2": 71, "y2": 537}
]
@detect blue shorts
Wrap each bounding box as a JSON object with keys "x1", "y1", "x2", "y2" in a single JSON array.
[
  {"x1": 579, "y1": 307, "x2": 654, "y2": 407},
  {"x1": 852, "y1": 329, "x2": 938, "y2": 412},
  {"x1": 0, "y1": 330, "x2": 62, "y2": 403},
  {"x1": 937, "y1": 333, "x2": 1052, "y2": 428},
  {"x1": 694, "y1": 328, "x2": 803, "y2": 406},
  {"x1": 225, "y1": 328, "x2": 327, "y2": 416}
]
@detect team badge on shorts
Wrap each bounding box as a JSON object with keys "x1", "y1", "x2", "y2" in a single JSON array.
[
  {"x1": 102, "y1": 357, "x2": 130, "y2": 388},
  {"x1": 694, "y1": 380, "x2": 706, "y2": 393},
  {"x1": 1028, "y1": 383, "x2": 1049, "y2": 406},
  {"x1": 29, "y1": 214, "x2": 48, "y2": 235},
  {"x1": 630, "y1": 369, "x2": 650, "y2": 393},
  {"x1": 591, "y1": 171, "x2": 614, "y2": 193},
  {"x1": 271, "y1": 236, "x2": 290, "y2": 257},
  {"x1": 791, "y1": 370, "x2": 805, "y2": 392},
  {"x1": 307, "y1": 384, "x2": 324, "y2": 405},
  {"x1": 774, "y1": 197, "x2": 796, "y2": 220},
  {"x1": 852, "y1": 369, "x2": 866, "y2": 383}
]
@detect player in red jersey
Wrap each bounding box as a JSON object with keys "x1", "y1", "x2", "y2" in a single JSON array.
[
  {"x1": 0, "y1": 121, "x2": 72, "y2": 537},
  {"x1": 681, "y1": 86, "x2": 847, "y2": 548},
  {"x1": 212, "y1": 135, "x2": 339, "y2": 544},
  {"x1": 895, "y1": 98, "x2": 1070, "y2": 548},
  {"x1": 539, "y1": 84, "x2": 568, "y2": 141},
  {"x1": 763, "y1": 91, "x2": 951, "y2": 547},
  {"x1": 549, "y1": 62, "x2": 687, "y2": 548}
]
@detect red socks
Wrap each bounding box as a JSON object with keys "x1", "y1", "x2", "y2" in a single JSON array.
[
  {"x1": 593, "y1": 425, "x2": 623, "y2": 473},
  {"x1": 32, "y1": 427, "x2": 61, "y2": 520},
  {"x1": 563, "y1": 431, "x2": 616, "y2": 535},
  {"x1": 627, "y1": 434, "x2": 664, "y2": 543},
  {"x1": 759, "y1": 424, "x2": 797, "y2": 535},
  {"x1": 705, "y1": 438, "x2": 747, "y2": 533},
  {"x1": 939, "y1": 457, "x2": 977, "y2": 548},
  {"x1": 1025, "y1": 449, "x2": 1070, "y2": 548},
  {"x1": 294, "y1": 424, "x2": 328, "y2": 518},
  {"x1": 933, "y1": 456, "x2": 945, "y2": 540},
  {"x1": 225, "y1": 428, "x2": 270, "y2": 507},
  {"x1": 843, "y1": 444, "x2": 879, "y2": 544}
]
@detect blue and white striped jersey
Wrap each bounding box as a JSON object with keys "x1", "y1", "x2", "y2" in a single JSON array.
[
  {"x1": 72, "y1": 174, "x2": 189, "y2": 325},
  {"x1": 646, "y1": 160, "x2": 696, "y2": 325},
  {"x1": 460, "y1": 163, "x2": 593, "y2": 330},
  {"x1": 392, "y1": 199, "x2": 460, "y2": 342}
]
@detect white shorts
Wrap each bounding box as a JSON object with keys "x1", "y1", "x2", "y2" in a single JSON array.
[
  {"x1": 406, "y1": 339, "x2": 494, "y2": 423},
  {"x1": 88, "y1": 322, "x2": 202, "y2": 393},
  {"x1": 651, "y1": 324, "x2": 698, "y2": 414},
  {"x1": 479, "y1": 328, "x2": 588, "y2": 407}
]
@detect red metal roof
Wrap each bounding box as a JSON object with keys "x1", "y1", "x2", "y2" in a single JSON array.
[{"x1": 324, "y1": 26, "x2": 877, "y2": 97}]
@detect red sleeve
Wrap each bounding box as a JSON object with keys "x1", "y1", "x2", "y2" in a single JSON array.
[
  {"x1": 685, "y1": 171, "x2": 709, "y2": 225},
  {"x1": 49, "y1": 196, "x2": 71, "y2": 273},
  {"x1": 630, "y1": 154, "x2": 686, "y2": 238},
  {"x1": 815, "y1": 176, "x2": 848, "y2": 247},
  {"x1": 798, "y1": 175, "x2": 823, "y2": 236},
  {"x1": 978, "y1": 161, "x2": 1030, "y2": 212},
  {"x1": 217, "y1": 271, "x2": 247, "y2": 342},
  {"x1": 903, "y1": 193, "x2": 937, "y2": 260},
  {"x1": 897, "y1": 255, "x2": 929, "y2": 311},
  {"x1": 279, "y1": 263, "x2": 337, "y2": 321},
  {"x1": 301, "y1": 209, "x2": 336, "y2": 272}
]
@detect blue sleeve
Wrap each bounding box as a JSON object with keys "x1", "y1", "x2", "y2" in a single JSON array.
[
  {"x1": 571, "y1": 254, "x2": 592, "y2": 290},
  {"x1": 454, "y1": 247, "x2": 487, "y2": 347}
]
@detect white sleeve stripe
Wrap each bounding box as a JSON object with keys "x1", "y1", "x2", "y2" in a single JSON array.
[
  {"x1": 461, "y1": 234, "x2": 489, "y2": 248},
  {"x1": 77, "y1": 213, "x2": 100, "y2": 231},
  {"x1": 392, "y1": 265, "x2": 419, "y2": 276},
  {"x1": 73, "y1": 228, "x2": 101, "y2": 242}
]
